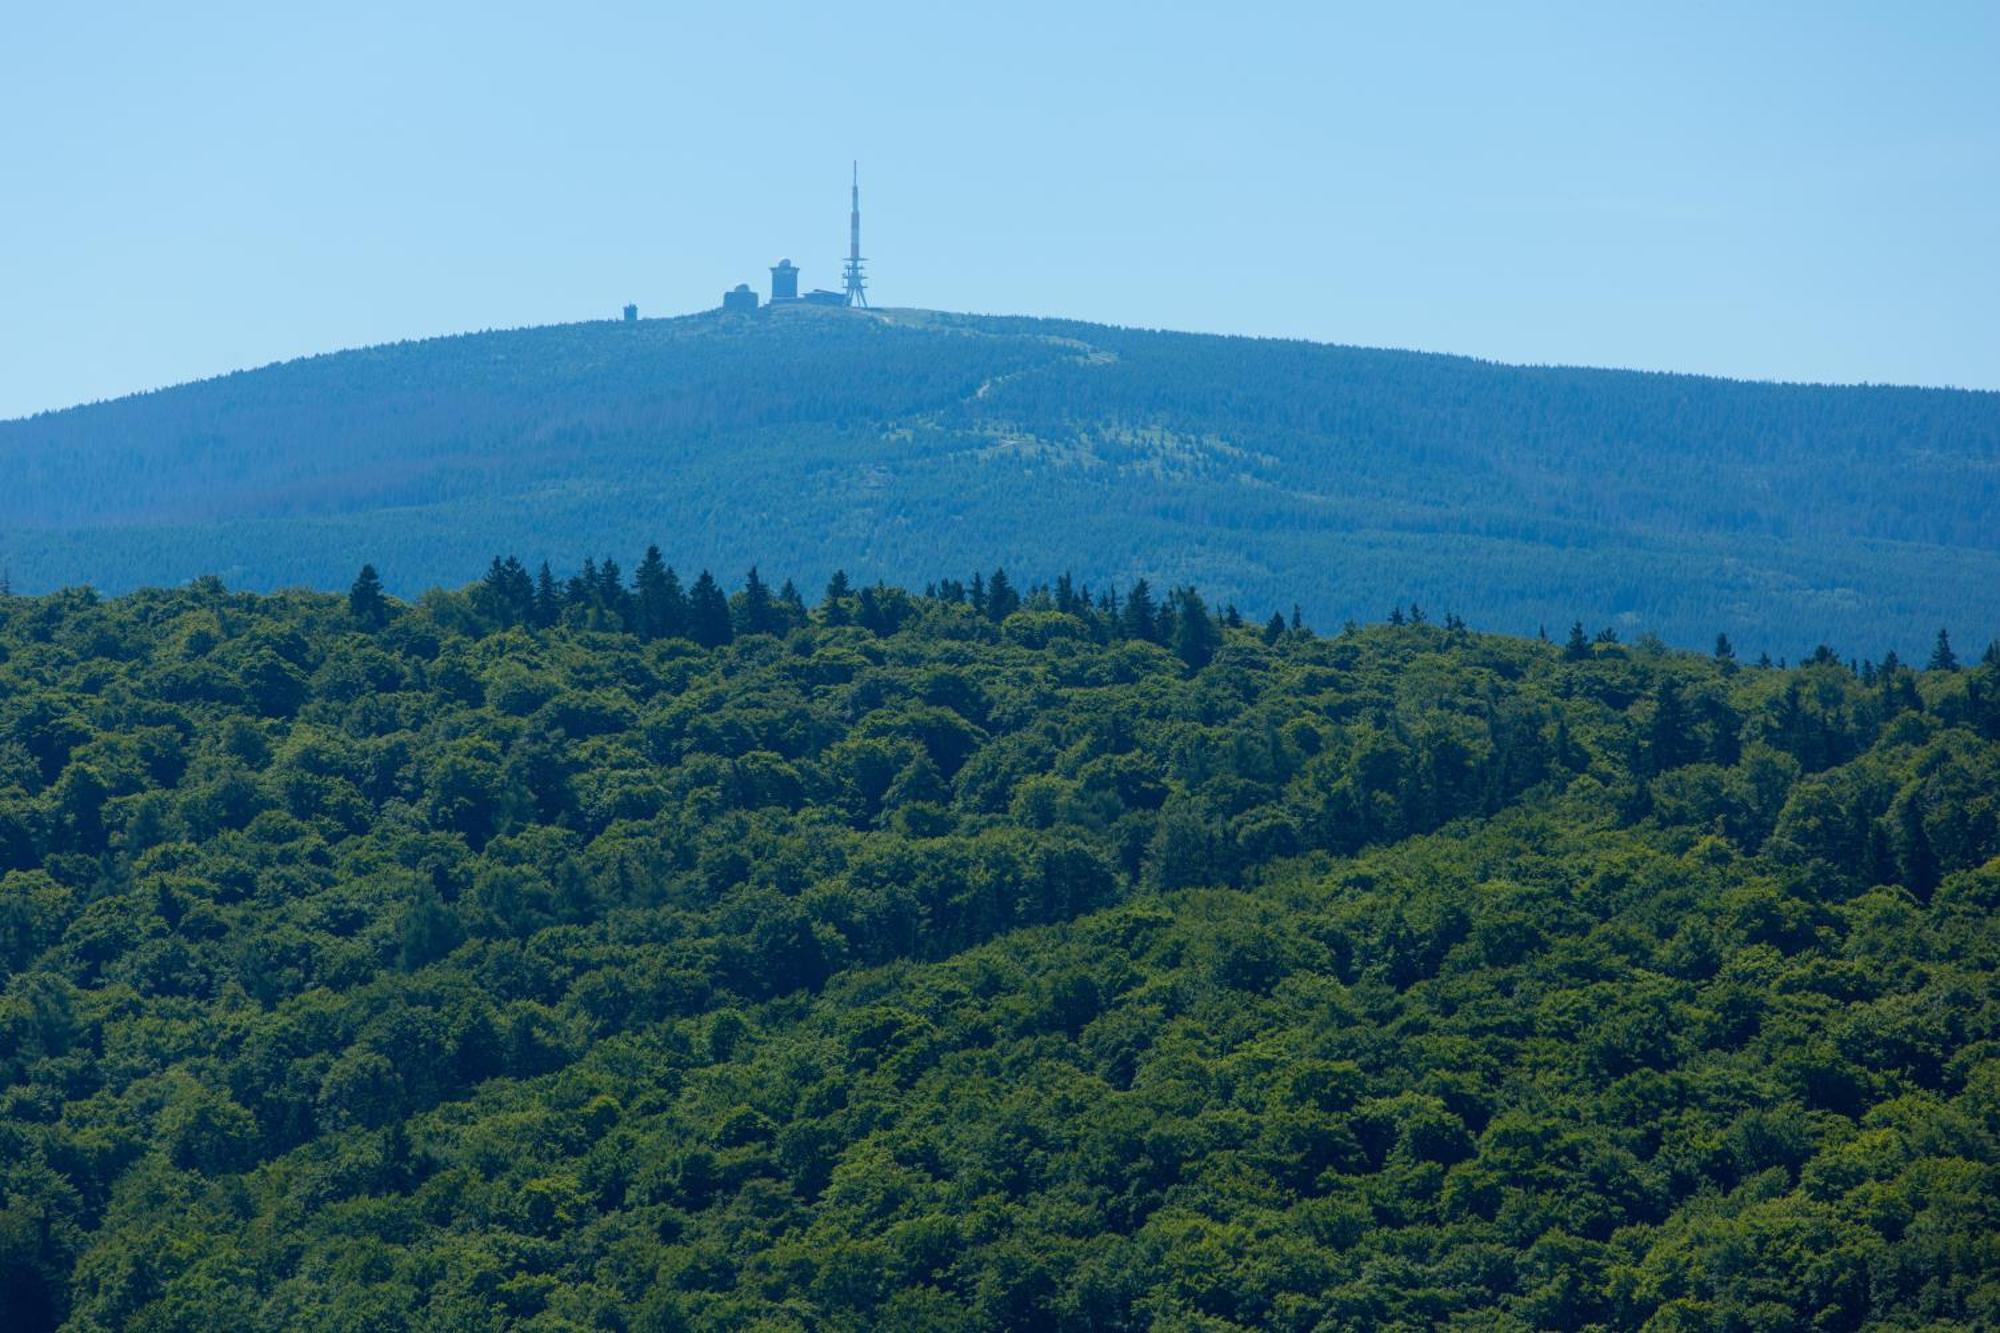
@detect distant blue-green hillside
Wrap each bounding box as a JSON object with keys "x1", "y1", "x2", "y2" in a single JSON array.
[{"x1": 3, "y1": 305, "x2": 1995, "y2": 657}]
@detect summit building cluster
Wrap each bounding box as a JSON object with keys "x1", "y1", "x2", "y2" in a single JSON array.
[{"x1": 721, "y1": 163, "x2": 870, "y2": 314}]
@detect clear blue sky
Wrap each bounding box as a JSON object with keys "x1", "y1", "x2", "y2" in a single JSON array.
[{"x1": 4, "y1": 2, "x2": 1996, "y2": 419}]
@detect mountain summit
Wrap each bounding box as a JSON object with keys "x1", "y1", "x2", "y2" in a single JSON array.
[{"x1": 3, "y1": 306, "x2": 1995, "y2": 655}]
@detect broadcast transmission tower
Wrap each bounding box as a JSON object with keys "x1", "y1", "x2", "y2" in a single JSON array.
[{"x1": 842, "y1": 161, "x2": 868, "y2": 307}]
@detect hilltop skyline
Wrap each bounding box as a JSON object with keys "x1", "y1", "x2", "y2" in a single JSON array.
[{"x1": 4, "y1": 3, "x2": 1999, "y2": 419}]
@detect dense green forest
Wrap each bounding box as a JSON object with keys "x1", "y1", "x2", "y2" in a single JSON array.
[
  {"x1": 2, "y1": 559, "x2": 1998, "y2": 1330},
  {"x1": 4, "y1": 306, "x2": 1998, "y2": 656}
]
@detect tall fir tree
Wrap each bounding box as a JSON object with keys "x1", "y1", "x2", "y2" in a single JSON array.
[
  {"x1": 1930, "y1": 627, "x2": 1959, "y2": 671},
  {"x1": 596, "y1": 558, "x2": 633, "y2": 632},
  {"x1": 634, "y1": 546, "x2": 674, "y2": 641},
  {"x1": 986, "y1": 568, "x2": 1020, "y2": 621},
  {"x1": 688, "y1": 571, "x2": 733, "y2": 648},
  {"x1": 1171, "y1": 586, "x2": 1220, "y2": 670},
  {"x1": 1054, "y1": 573, "x2": 1079, "y2": 617},
  {"x1": 822, "y1": 570, "x2": 853, "y2": 626},
  {"x1": 533, "y1": 562, "x2": 561, "y2": 628},
  {"x1": 735, "y1": 566, "x2": 780, "y2": 636},
  {"x1": 1647, "y1": 678, "x2": 1693, "y2": 775},
  {"x1": 1121, "y1": 580, "x2": 1158, "y2": 642},
  {"x1": 348, "y1": 565, "x2": 389, "y2": 629}
]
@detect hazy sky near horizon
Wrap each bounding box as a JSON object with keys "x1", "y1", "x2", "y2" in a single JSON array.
[{"x1": 3, "y1": 2, "x2": 1996, "y2": 419}]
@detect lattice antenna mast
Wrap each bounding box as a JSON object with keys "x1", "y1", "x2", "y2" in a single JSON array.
[{"x1": 843, "y1": 160, "x2": 868, "y2": 307}]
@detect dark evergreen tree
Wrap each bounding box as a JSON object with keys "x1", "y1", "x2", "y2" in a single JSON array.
[
  {"x1": 688, "y1": 571, "x2": 733, "y2": 648},
  {"x1": 475, "y1": 556, "x2": 535, "y2": 628},
  {"x1": 1264, "y1": 612, "x2": 1287, "y2": 645},
  {"x1": 596, "y1": 558, "x2": 632, "y2": 631},
  {"x1": 533, "y1": 562, "x2": 561, "y2": 629},
  {"x1": 822, "y1": 570, "x2": 853, "y2": 626},
  {"x1": 857, "y1": 584, "x2": 895, "y2": 635},
  {"x1": 1121, "y1": 580, "x2": 1158, "y2": 642},
  {"x1": 1172, "y1": 587, "x2": 1220, "y2": 670},
  {"x1": 348, "y1": 564, "x2": 389, "y2": 629},
  {"x1": 1564, "y1": 621, "x2": 1591, "y2": 660},
  {"x1": 735, "y1": 566, "x2": 780, "y2": 636},
  {"x1": 634, "y1": 547, "x2": 674, "y2": 641},
  {"x1": 657, "y1": 567, "x2": 688, "y2": 640},
  {"x1": 1054, "y1": 573, "x2": 1080, "y2": 617},
  {"x1": 1929, "y1": 627, "x2": 1959, "y2": 671},
  {"x1": 1714, "y1": 632, "x2": 1735, "y2": 662},
  {"x1": 986, "y1": 568, "x2": 1020, "y2": 621},
  {"x1": 1647, "y1": 678, "x2": 1693, "y2": 775},
  {"x1": 566, "y1": 560, "x2": 595, "y2": 613}
]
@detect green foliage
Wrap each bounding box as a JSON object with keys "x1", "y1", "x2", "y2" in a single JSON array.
[{"x1": 0, "y1": 565, "x2": 1996, "y2": 1329}]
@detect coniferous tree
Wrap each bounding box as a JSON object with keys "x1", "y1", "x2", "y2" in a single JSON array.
[
  {"x1": 822, "y1": 570, "x2": 853, "y2": 626},
  {"x1": 735, "y1": 566, "x2": 780, "y2": 636},
  {"x1": 1054, "y1": 573, "x2": 1079, "y2": 617},
  {"x1": 777, "y1": 579, "x2": 806, "y2": 628},
  {"x1": 857, "y1": 584, "x2": 895, "y2": 636},
  {"x1": 1564, "y1": 621, "x2": 1591, "y2": 661},
  {"x1": 634, "y1": 547, "x2": 673, "y2": 640},
  {"x1": 475, "y1": 557, "x2": 535, "y2": 629},
  {"x1": 986, "y1": 568, "x2": 1020, "y2": 621},
  {"x1": 688, "y1": 571, "x2": 733, "y2": 647},
  {"x1": 533, "y1": 562, "x2": 561, "y2": 628},
  {"x1": 571, "y1": 559, "x2": 599, "y2": 619},
  {"x1": 348, "y1": 564, "x2": 389, "y2": 629},
  {"x1": 597, "y1": 558, "x2": 632, "y2": 631},
  {"x1": 561, "y1": 564, "x2": 587, "y2": 613},
  {"x1": 1647, "y1": 679, "x2": 1692, "y2": 775},
  {"x1": 1122, "y1": 580, "x2": 1158, "y2": 642},
  {"x1": 1172, "y1": 587, "x2": 1219, "y2": 670},
  {"x1": 1714, "y1": 632, "x2": 1736, "y2": 662},
  {"x1": 1264, "y1": 612, "x2": 1287, "y2": 645},
  {"x1": 657, "y1": 566, "x2": 688, "y2": 639},
  {"x1": 1929, "y1": 627, "x2": 1959, "y2": 671}
]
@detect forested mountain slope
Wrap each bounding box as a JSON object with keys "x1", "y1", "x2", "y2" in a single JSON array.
[
  {"x1": 1, "y1": 565, "x2": 1998, "y2": 1329},
  {"x1": 3, "y1": 306, "x2": 1996, "y2": 657}
]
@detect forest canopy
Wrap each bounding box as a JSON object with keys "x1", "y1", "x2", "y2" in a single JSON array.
[{"x1": 1, "y1": 559, "x2": 1997, "y2": 1330}]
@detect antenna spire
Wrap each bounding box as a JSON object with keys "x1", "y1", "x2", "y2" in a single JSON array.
[{"x1": 843, "y1": 160, "x2": 868, "y2": 308}]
